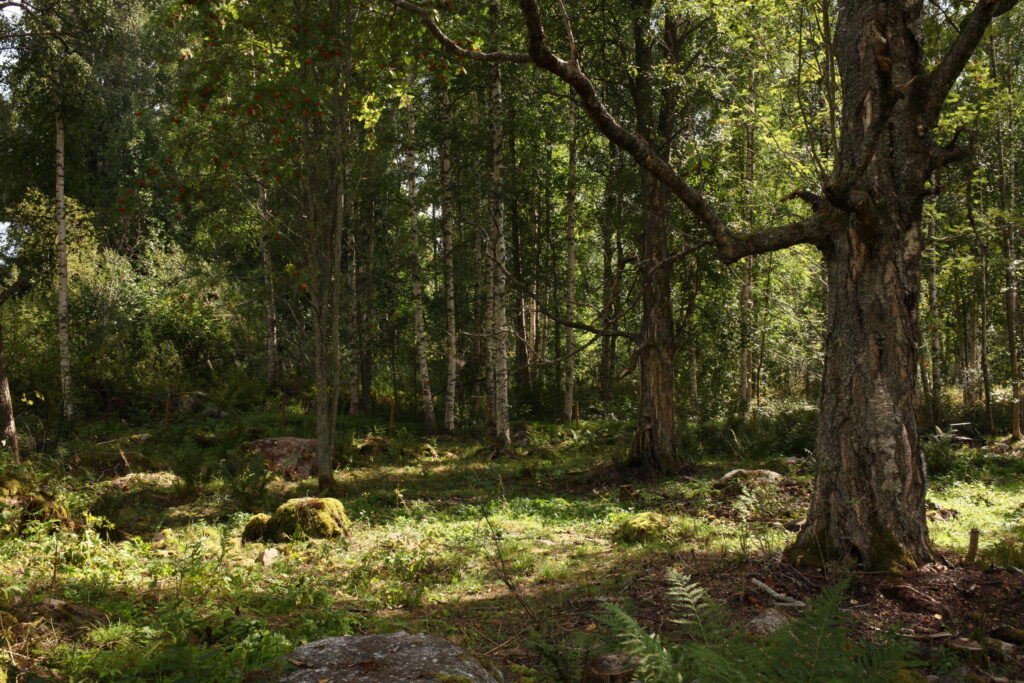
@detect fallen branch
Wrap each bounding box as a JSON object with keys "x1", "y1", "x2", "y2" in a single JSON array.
[{"x1": 749, "y1": 578, "x2": 806, "y2": 607}]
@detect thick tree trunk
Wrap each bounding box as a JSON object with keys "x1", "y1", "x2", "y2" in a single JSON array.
[
  {"x1": 628, "y1": 171, "x2": 679, "y2": 471},
  {"x1": 562, "y1": 114, "x2": 577, "y2": 422},
  {"x1": 404, "y1": 102, "x2": 436, "y2": 433},
  {"x1": 440, "y1": 87, "x2": 458, "y2": 433},
  {"x1": 489, "y1": 65, "x2": 511, "y2": 447},
  {"x1": 0, "y1": 318, "x2": 18, "y2": 462},
  {"x1": 790, "y1": 219, "x2": 930, "y2": 569},
  {"x1": 55, "y1": 103, "x2": 73, "y2": 422}
]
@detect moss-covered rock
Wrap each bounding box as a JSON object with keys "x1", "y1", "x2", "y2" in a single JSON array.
[
  {"x1": 614, "y1": 512, "x2": 673, "y2": 544},
  {"x1": 242, "y1": 513, "x2": 273, "y2": 543},
  {"x1": 269, "y1": 497, "x2": 349, "y2": 540},
  {"x1": 0, "y1": 478, "x2": 22, "y2": 497}
]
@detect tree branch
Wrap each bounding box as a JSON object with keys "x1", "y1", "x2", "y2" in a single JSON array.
[
  {"x1": 927, "y1": 0, "x2": 1020, "y2": 117},
  {"x1": 393, "y1": 0, "x2": 834, "y2": 263},
  {"x1": 389, "y1": 0, "x2": 531, "y2": 63}
]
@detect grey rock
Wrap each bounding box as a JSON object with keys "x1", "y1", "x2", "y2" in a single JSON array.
[
  {"x1": 259, "y1": 547, "x2": 280, "y2": 567},
  {"x1": 282, "y1": 631, "x2": 499, "y2": 682},
  {"x1": 746, "y1": 608, "x2": 790, "y2": 637}
]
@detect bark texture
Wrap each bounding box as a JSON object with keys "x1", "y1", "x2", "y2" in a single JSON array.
[
  {"x1": 0, "y1": 318, "x2": 17, "y2": 462},
  {"x1": 489, "y1": 65, "x2": 511, "y2": 447}
]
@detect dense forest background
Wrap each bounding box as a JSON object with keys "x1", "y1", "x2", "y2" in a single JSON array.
[{"x1": 2, "y1": 0, "x2": 1024, "y2": 681}]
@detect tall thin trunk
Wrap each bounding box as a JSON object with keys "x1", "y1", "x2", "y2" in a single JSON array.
[
  {"x1": 990, "y1": 42, "x2": 1021, "y2": 439},
  {"x1": 489, "y1": 65, "x2": 511, "y2": 446},
  {"x1": 55, "y1": 101, "x2": 73, "y2": 422},
  {"x1": 927, "y1": 219, "x2": 942, "y2": 426},
  {"x1": 440, "y1": 87, "x2": 458, "y2": 433},
  {"x1": 405, "y1": 100, "x2": 436, "y2": 433},
  {"x1": 967, "y1": 173, "x2": 995, "y2": 433},
  {"x1": 0, "y1": 318, "x2": 18, "y2": 462},
  {"x1": 347, "y1": 224, "x2": 362, "y2": 416},
  {"x1": 562, "y1": 109, "x2": 577, "y2": 422},
  {"x1": 261, "y1": 231, "x2": 279, "y2": 391},
  {"x1": 738, "y1": 120, "x2": 755, "y2": 411}
]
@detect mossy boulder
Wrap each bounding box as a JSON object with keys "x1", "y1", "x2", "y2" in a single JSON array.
[
  {"x1": 614, "y1": 512, "x2": 673, "y2": 544},
  {"x1": 242, "y1": 513, "x2": 273, "y2": 543},
  {"x1": 270, "y1": 497, "x2": 349, "y2": 539},
  {"x1": 0, "y1": 478, "x2": 22, "y2": 497}
]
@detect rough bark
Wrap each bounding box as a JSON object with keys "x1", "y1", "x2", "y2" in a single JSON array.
[
  {"x1": 629, "y1": 171, "x2": 677, "y2": 471},
  {"x1": 440, "y1": 87, "x2": 458, "y2": 433},
  {"x1": 404, "y1": 101, "x2": 436, "y2": 434},
  {"x1": 55, "y1": 101, "x2": 73, "y2": 422},
  {"x1": 738, "y1": 120, "x2": 755, "y2": 411}
]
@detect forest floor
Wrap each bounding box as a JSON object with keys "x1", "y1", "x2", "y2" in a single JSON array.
[{"x1": 1, "y1": 408, "x2": 1023, "y2": 681}]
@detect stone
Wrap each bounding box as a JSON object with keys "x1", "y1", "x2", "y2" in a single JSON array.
[
  {"x1": 269, "y1": 497, "x2": 349, "y2": 540},
  {"x1": 246, "y1": 437, "x2": 319, "y2": 481},
  {"x1": 746, "y1": 608, "x2": 790, "y2": 637},
  {"x1": 613, "y1": 512, "x2": 673, "y2": 544},
  {"x1": 281, "y1": 631, "x2": 499, "y2": 682},
  {"x1": 716, "y1": 469, "x2": 784, "y2": 495},
  {"x1": 259, "y1": 547, "x2": 280, "y2": 567}
]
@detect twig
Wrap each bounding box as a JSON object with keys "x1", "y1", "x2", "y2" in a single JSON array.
[{"x1": 749, "y1": 577, "x2": 806, "y2": 607}]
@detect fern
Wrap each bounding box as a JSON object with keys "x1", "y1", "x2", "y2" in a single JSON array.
[{"x1": 600, "y1": 573, "x2": 915, "y2": 683}]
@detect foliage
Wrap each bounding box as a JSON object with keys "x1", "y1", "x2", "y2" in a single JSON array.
[{"x1": 601, "y1": 571, "x2": 916, "y2": 682}]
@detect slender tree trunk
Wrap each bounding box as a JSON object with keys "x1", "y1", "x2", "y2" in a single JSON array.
[
  {"x1": 738, "y1": 120, "x2": 755, "y2": 412},
  {"x1": 926, "y1": 219, "x2": 942, "y2": 426},
  {"x1": 562, "y1": 110, "x2": 577, "y2": 422},
  {"x1": 404, "y1": 101, "x2": 436, "y2": 433},
  {"x1": 55, "y1": 102, "x2": 73, "y2": 422},
  {"x1": 440, "y1": 87, "x2": 458, "y2": 433},
  {"x1": 347, "y1": 222, "x2": 362, "y2": 415},
  {"x1": 261, "y1": 231, "x2": 279, "y2": 391},
  {"x1": 629, "y1": 171, "x2": 678, "y2": 471},
  {"x1": 967, "y1": 173, "x2": 995, "y2": 433},
  {"x1": 489, "y1": 65, "x2": 511, "y2": 447},
  {"x1": 0, "y1": 317, "x2": 17, "y2": 462}
]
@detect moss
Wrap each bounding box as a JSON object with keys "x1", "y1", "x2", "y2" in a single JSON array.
[
  {"x1": 865, "y1": 528, "x2": 918, "y2": 574},
  {"x1": 614, "y1": 512, "x2": 672, "y2": 544},
  {"x1": 889, "y1": 669, "x2": 929, "y2": 683},
  {"x1": 268, "y1": 497, "x2": 349, "y2": 540},
  {"x1": 241, "y1": 513, "x2": 273, "y2": 543},
  {"x1": 0, "y1": 478, "x2": 21, "y2": 497}
]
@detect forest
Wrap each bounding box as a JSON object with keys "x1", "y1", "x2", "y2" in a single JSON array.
[{"x1": 1, "y1": 0, "x2": 1023, "y2": 680}]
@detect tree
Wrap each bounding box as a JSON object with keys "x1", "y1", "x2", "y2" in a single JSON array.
[{"x1": 396, "y1": 0, "x2": 1021, "y2": 569}]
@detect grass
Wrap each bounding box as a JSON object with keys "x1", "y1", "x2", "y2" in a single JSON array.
[{"x1": 1, "y1": 409, "x2": 1022, "y2": 681}]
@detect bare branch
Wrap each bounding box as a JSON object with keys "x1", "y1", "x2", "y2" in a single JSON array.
[{"x1": 927, "y1": 0, "x2": 1020, "y2": 117}]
